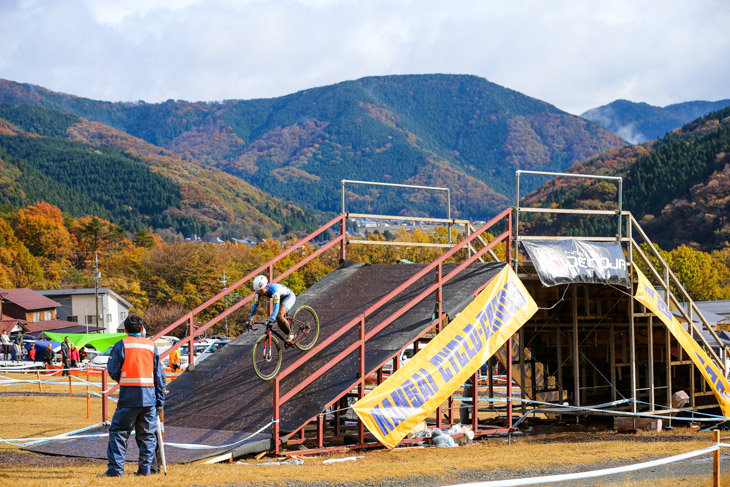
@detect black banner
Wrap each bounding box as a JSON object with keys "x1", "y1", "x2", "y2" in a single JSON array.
[{"x1": 522, "y1": 240, "x2": 630, "y2": 288}]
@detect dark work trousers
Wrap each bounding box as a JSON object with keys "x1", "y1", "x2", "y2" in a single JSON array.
[
  {"x1": 61, "y1": 357, "x2": 70, "y2": 376},
  {"x1": 106, "y1": 406, "x2": 157, "y2": 476}
]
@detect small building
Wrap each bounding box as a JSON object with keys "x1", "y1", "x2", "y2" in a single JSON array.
[
  {"x1": 0, "y1": 317, "x2": 27, "y2": 336},
  {"x1": 1, "y1": 288, "x2": 60, "y2": 323},
  {"x1": 696, "y1": 300, "x2": 730, "y2": 327},
  {"x1": 37, "y1": 288, "x2": 133, "y2": 334},
  {"x1": 678, "y1": 300, "x2": 730, "y2": 330}
]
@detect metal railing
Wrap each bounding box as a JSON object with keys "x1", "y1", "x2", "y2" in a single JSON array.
[
  {"x1": 342, "y1": 179, "x2": 453, "y2": 242},
  {"x1": 271, "y1": 207, "x2": 513, "y2": 452},
  {"x1": 101, "y1": 214, "x2": 348, "y2": 420},
  {"x1": 628, "y1": 213, "x2": 727, "y2": 375},
  {"x1": 514, "y1": 170, "x2": 623, "y2": 271}
]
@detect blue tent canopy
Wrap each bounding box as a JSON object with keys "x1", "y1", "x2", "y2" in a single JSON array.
[
  {"x1": 24, "y1": 340, "x2": 61, "y2": 353},
  {"x1": 21, "y1": 340, "x2": 61, "y2": 361}
]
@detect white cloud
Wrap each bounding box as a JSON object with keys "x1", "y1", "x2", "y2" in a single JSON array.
[{"x1": 0, "y1": 0, "x2": 728, "y2": 113}]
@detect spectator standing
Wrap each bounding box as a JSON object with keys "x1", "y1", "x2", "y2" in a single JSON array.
[
  {"x1": 169, "y1": 347, "x2": 181, "y2": 372},
  {"x1": 60, "y1": 336, "x2": 71, "y2": 376},
  {"x1": 13, "y1": 332, "x2": 24, "y2": 361},
  {"x1": 28, "y1": 343, "x2": 36, "y2": 361},
  {"x1": 1, "y1": 330, "x2": 10, "y2": 361},
  {"x1": 79, "y1": 347, "x2": 87, "y2": 362},
  {"x1": 43, "y1": 344, "x2": 54, "y2": 372},
  {"x1": 69, "y1": 343, "x2": 80, "y2": 368},
  {"x1": 100, "y1": 316, "x2": 165, "y2": 477}
]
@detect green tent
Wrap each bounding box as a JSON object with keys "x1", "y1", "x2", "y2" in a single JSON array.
[{"x1": 44, "y1": 332, "x2": 127, "y2": 352}]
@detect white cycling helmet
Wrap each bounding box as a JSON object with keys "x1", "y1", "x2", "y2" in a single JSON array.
[{"x1": 253, "y1": 275, "x2": 268, "y2": 291}]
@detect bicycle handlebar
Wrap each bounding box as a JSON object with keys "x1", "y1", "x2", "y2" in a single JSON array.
[{"x1": 245, "y1": 319, "x2": 275, "y2": 331}]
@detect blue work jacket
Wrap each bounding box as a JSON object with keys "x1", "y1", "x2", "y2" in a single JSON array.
[{"x1": 107, "y1": 334, "x2": 165, "y2": 409}]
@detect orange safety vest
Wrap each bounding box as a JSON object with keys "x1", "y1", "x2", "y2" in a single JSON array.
[
  {"x1": 170, "y1": 348, "x2": 181, "y2": 366},
  {"x1": 120, "y1": 336, "x2": 155, "y2": 387}
]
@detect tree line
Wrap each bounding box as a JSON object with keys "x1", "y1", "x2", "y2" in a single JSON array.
[{"x1": 2, "y1": 201, "x2": 726, "y2": 337}]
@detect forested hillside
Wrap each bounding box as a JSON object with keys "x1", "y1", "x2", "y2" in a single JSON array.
[
  {"x1": 522, "y1": 106, "x2": 730, "y2": 250},
  {"x1": 582, "y1": 99, "x2": 730, "y2": 143},
  {"x1": 0, "y1": 75, "x2": 624, "y2": 220},
  {"x1": 0, "y1": 103, "x2": 317, "y2": 239}
]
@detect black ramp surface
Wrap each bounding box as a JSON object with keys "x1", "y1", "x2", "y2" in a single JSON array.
[{"x1": 26, "y1": 261, "x2": 504, "y2": 462}]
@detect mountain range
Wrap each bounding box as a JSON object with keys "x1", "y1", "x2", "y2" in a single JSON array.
[
  {"x1": 0, "y1": 102, "x2": 317, "y2": 239},
  {"x1": 2, "y1": 74, "x2": 728, "y2": 250},
  {"x1": 0, "y1": 75, "x2": 624, "y2": 225},
  {"x1": 582, "y1": 99, "x2": 730, "y2": 144},
  {"x1": 522, "y1": 105, "x2": 730, "y2": 251}
]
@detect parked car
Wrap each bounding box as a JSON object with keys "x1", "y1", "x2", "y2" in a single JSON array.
[
  {"x1": 197, "y1": 339, "x2": 231, "y2": 363},
  {"x1": 82, "y1": 346, "x2": 100, "y2": 362},
  {"x1": 90, "y1": 348, "x2": 112, "y2": 368},
  {"x1": 399, "y1": 344, "x2": 416, "y2": 365},
  {"x1": 160, "y1": 336, "x2": 180, "y2": 345}
]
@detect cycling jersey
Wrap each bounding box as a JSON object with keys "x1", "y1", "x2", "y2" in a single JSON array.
[{"x1": 250, "y1": 283, "x2": 296, "y2": 320}]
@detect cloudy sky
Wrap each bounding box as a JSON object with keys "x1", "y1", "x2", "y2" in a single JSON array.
[{"x1": 1, "y1": 0, "x2": 728, "y2": 114}]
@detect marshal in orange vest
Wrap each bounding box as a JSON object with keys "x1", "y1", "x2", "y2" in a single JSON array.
[{"x1": 119, "y1": 336, "x2": 155, "y2": 387}]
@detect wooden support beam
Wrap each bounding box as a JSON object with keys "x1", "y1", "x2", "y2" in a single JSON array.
[
  {"x1": 648, "y1": 316, "x2": 655, "y2": 410},
  {"x1": 519, "y1": 327, "x2": 526, "y2": 414},
  {"x1": 557, "y1": 327, "x2": 563, "y2": 404},
  {"x1": 572, "y1": 286, "x2": 580, "y2": 411},
  {"x1": 666, "y1": 325, "x2": 672, "y2": 428},
  {"x1": 610, "y1": 324, "x2": 616, "y2": 402},
  {"x1": 629, "y1": 287, "x2": 637, "y2": 414}
]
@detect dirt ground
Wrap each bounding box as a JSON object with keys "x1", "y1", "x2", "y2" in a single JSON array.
[
  {"x1": 2, "y1": 420, "x2": 730, "y2": 486},
  {"x1": 2, "y1": 375, "x2": 729, "y2": 486}
]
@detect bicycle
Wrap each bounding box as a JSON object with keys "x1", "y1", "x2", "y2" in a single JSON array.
[{"x1": 249, "y1": 305, "x2": 320, "y2": 380}]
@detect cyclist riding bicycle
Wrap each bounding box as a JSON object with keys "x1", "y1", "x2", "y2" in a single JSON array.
[{"x1": 249, "y1": 275, "x2": 296, "y2": 343}]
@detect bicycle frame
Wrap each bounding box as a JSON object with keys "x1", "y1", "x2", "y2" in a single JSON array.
[
  {"x1": 255, "y1": 319, "x2": 305, "y2": 347},
  {"x1": 260, "y1": 322, "x2": 286, "y2": 345}
]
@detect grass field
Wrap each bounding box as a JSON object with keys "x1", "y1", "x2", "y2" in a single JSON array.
[{"x1": 1, "y1": 372, "x2": 730, "y2": 486}]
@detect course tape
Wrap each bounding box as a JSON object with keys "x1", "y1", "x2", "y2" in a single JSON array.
[
  {"x1": 1, "y1": 433, "x2": 110, "y2": 445},
  {"x1": 479, "y1": 397, "x2": 730, "y2": 425},
  {"x1": 165, "y1": 421, "x2": 274, "y2": 450},
  {"x1": 20, "y1": 422, "x2": 108, "y2": 447},
  {"x1": 443, "y1": 445, "x2": 721, "y2": 487},
  {"x1": 2, "y1": 420, "x2": 275, "y2": 451}
]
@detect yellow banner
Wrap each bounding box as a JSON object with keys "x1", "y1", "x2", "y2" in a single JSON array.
[
  {"x1": 634, "y1": 267, "x2": 730, "y2": 416},
  {"x1": 352, "y1": 265, "x2": 538, "y2": 448}
]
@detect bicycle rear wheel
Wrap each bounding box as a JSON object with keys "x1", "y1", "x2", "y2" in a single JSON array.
[
  {"x1": 252, "y1": 333, "x2": 282, "y2": 380},
  {"x1": 292, "y1": 305, "x2": 319, "y2": 351}
]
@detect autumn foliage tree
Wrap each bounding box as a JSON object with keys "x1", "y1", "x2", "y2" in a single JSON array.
[
  {"x1": 68, "y1": 215, "x2": 127, "y2": 269},
  {"x1": 0, "y1": 201, "x2": 727, "y2": 338},
  {"x1": 14, "y1": 202, "x2": 73, "y2": 281},
  {"x1": 0, "y1": 218, "x2": 44, "y2": 287}
]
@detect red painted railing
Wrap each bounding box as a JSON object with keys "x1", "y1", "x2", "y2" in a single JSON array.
[
  {"x1": 101, "y1": 214, "x2": 348, "y2": 420},
  {"x1": 271, "y1": 207, "x2": 512, "y2": 451}
]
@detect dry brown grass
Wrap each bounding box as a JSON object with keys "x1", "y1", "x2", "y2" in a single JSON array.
[{"x1": 1, "y1": 372, "x2": 729, "y2": 486}]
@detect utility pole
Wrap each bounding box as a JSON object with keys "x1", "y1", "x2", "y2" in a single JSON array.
[
  {"x1": 93, "y1": 253, "x2": 101, "y2": 333},
  {"x1": 220, "y1": 271, "x2": 229, "y2": 336}
]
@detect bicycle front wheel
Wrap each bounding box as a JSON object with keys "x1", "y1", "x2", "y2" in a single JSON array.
[
  {"x1": 252, "y1": 333, "x2": 282, "y2": 380},
  {"x1": 292, "y1": 305, "x2": 320, "y2": 351}
]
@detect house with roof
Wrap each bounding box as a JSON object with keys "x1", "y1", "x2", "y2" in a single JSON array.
[
  {"x1": 0, "y1": 288, "x2": 84, "y2": 337},
  {"x1": 0, "y1": 317, "x2": 26, "y2": 336},
  {"x1": 0, "y1": 291, "x2": 24, "y2": 336},
  {"x1": 677, "y1": 300, "x2": 730, "y2": 329},
  {"x1": 695, "y1": 300, "x2": 730, "y2": 328},
  {"x1": 1, "y1": 288, "x2": 59, "y2": 323},
  {"x1": 37, "y1": 288, "x2": 133, "y2": 334}
]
